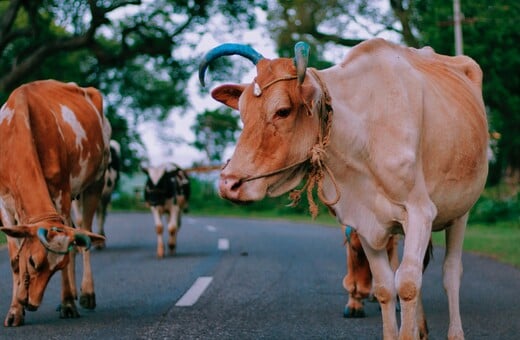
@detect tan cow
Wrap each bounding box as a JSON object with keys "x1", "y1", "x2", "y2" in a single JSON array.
[
  {"x1": 0, "y1": 80, "x2": 109, "y2": 326},
  {"x1": 199, "y1": 39, "x2": 488, "y2": 339}
]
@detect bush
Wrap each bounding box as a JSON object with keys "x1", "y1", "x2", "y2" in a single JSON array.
[{"x1": 469, "y1": 193, "x2": 519, "y2": 225}]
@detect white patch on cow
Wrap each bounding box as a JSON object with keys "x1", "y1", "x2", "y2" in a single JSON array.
[
  {"x1": 0, "y1": 196, "x2": 16, "y2": 226},
  {"x1": 0, "y1": 103, "x2": 14, "y2": 125},
  {"x1": 60, "y1": 105, "x2": 86, "y2": 150},
  {"x1": 82, "y1": 88, "x2": 111, "y2": 154},
  {"x1": 53, "y1": 191, "x2": 63, "y2": 214},
  {"x1": 102, "y1": 168, "x2": 118, "y2": 196},
  {"x1": 46, "y1": 235, "x2": 68, "y2": 270},
  {"x1": 109, "y1": 140, "x2": 121, "y2": 155},
  {"x1": 70, "y1": 157, "x2": 89, "y2": 195},
  {"x1": 148, "y1": 165, "x2": 167, "y2": 185}
]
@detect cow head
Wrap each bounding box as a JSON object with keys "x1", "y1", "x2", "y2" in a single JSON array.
[
  {"x1": 199, "y1": 42, "x2": 324, "y2": 203},
  {"x1": 0, "y1": 222, "x2": 104, "y2": 311}
]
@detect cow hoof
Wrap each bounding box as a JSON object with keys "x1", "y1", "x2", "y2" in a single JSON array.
[
  {"x1": 4, "y1": 311, "x2": 24, "y2": 327},
  {"x1": 343, "y1": 306, "x2": 366, "y2": 318},
  {"x1": 58, "y1": 302, "x2": 80, "y2": 319},
  {"x1": 79, "y1": 293, "x2": 96, "y2": 310},
  {"x1": 168, "y1": 244, "x2": 177, "y2": 255}
]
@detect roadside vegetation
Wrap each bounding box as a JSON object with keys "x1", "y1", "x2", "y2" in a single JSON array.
[{"x1": 111, "y1": 176, "x2": 519, "y2": 268}]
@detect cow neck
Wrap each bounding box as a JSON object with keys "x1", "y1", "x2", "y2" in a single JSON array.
[
  {"x1": 27, "y1": 212, "x2": 64, "y2": 225},
  {"x1": 287, "y1": 67, "x2": 341, "y2": 218}
]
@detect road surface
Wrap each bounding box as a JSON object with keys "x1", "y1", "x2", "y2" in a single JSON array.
[{"x1": 0, "y1": 212, "x2": 518, "y2": 339}]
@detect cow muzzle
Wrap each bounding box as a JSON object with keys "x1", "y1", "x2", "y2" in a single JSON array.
[{"x1": 218, "y1": 174, "x2": 247, "y2": 203}]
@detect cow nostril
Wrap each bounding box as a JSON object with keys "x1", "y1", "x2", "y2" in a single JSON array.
[{"x1": 230, "y1": 179, "x2": 243, "y2": 191}]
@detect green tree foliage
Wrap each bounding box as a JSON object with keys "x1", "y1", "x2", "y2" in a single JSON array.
[
  {"x1": 0, "y1": 0, "x2": 263, "y2": 172},
  {"x1": 266, "y1": 0, "x2": 519, "y2": 186},
  {"x1": 409, "y1": 1, "x2": 520, "y2": 185},
  {"x1": 191, "y1": 108, "x2": 240, "y2": 163}
]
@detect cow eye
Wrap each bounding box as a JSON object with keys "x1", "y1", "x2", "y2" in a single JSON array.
[{"x1": 275, "y1": 108, "x2": 291, "y2": 119}]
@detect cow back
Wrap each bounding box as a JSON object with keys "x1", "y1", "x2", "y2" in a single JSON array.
[{"x1": 0, "y1": 80, "x2": 110, "y2": 222}]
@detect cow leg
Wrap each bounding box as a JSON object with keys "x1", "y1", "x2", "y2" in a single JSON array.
[
  {"x1": 417, "y1": 290, "x2": 429, "y2": 340},
  {"x1": 59, "y1": 258, "x2": 80, "y2": 319},
  {"x1": 443, "y1": 213, "x2": 467, "y2": 340},
  {"x1": 343, "y1": 228, "x2": 372, "y2": 318},
  {"x1": 95, "y1": 197, "x2": 108, "y2": 249},
  {"x1": 360, "y1": 236, "x2": 398, "y2": 340},
  {"x1": 4, "y1": 241, "x2": 25, "y2": 326},
  {"x1": 396, "y1": 201, "x2": 436, "y2": 340},
  {"x1": 167, "y1": 204, "x2": 181, "y2": 255},
  {"x1": 67, "y1": 249, "x2": 78, "y2": 300},
  {"x1": 151, "y1": 206, "x2": 165, "y2": 258},
  {"x1": 77, "y1": 182, "x2": 103, "y2": 309}
]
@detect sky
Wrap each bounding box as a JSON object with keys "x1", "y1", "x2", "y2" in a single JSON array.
[{"x1": 138, "y1": 8, "x2": 277, "y2": 168}]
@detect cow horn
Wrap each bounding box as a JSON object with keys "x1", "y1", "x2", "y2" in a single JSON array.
[
  {"x1": 37, "y1": 228, "x2": 72, "y2": 255},
  {"x1": 74, "y1": 232, "x2": 92, "y2": 251},
  {"x1": 199, "y1": 43, "x2": 264, "y2": 86},
  {"x1": 37, "y1": 227, "x2": 91, "y2": 254},
  {"x1": 293, "y1": 41, "x2": 310, "y2": 85}
]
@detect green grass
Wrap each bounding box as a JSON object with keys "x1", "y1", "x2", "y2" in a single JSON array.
[{"x1": 431, "y1": 221, "x2": 520, "y2": 268}]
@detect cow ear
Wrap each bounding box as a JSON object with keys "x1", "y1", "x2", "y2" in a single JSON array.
[
  {"x1": 77, "y1": 230, "x2": 106, "y2": 248},
  {"x1": 211, "y1": 84, "x2": 246, "y2": 110},
  {"x1": 299, "y1": 81, "x2": 319, "y2": 116},
  {"x1": 0, "y1": 226, "x2": 32, "y2": 238}
]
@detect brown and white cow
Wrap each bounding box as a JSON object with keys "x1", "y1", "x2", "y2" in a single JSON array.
[
  {"x1": 142, "y1": 163, "x2": 190, "y2": 258},
  {"x1": 199, "y1": 39, "x2": 488, "y2": 339},
  {"x1": 0, "y1": 80, "x2": 110, "y2": 326},
  {"x1": 72, "y1": 139, "x2": 121, "y2": 249},
  {"x1": 343, "y1": 226, "x2": 400, "y2": 318}
]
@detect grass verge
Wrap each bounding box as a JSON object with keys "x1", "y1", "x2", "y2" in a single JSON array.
[{"x1": 431, "y1": 221, "x2": 520, "y2": 268}]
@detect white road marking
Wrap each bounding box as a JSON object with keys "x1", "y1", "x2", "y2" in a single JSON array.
[
  {"x1": 175, "y1": 276, "x2": 213, "y2": 307},
  {"x1": 218, "y1": 238, "x2": 230, "y2": 251},
  {"x1": 206, "y1": 225, "x2": 217, "y2": 232}
]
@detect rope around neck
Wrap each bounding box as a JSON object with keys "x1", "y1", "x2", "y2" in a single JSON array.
[{"x1": 287, "y1": 68, "x2": 340, "y2": 218}]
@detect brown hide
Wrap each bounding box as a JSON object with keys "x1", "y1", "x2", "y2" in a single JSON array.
[{"x1": 0, "y1": 80, "x2": 109, "y2": 326}]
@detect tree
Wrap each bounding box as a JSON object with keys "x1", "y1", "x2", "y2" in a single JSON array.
[
  {"x1": 191, "y1": 108, "x2": 240, "y2": 164},
  {"x1": 265, "y1": 0, "x2": 519, "y2": 186},
  {"x1": 409, "y1": 1, "x2": 520, "y2": 186},
  {"x1": 0, "y1": 0, "x2": 263, "y2": 172}
]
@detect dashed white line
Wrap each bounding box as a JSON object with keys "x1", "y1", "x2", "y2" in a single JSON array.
[
  {"x1": 175, "y1": 276, "x2": 213, "y2": 307},
  {"x1": 218, "y1": 238, "x2": 230, "y2": 251},
  {"x1": 206, "y1": 225, "x2": 217, "y2": 232}
]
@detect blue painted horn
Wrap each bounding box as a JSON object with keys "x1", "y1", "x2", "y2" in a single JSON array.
[
  {"x1": 293, "y1": 41, "x2": 310, "y2": 85},
  {"x1": 198, "y1": 43, "x2": 264, "y2": 87},
  {"x1": 37, "y1": 227, "x2": 91, "y2": 254}
]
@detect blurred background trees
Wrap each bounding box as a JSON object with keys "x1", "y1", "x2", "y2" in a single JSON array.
[
  {"x1": 0, "y1": 0, "x2": 262, "y2": 172},
  {"x1": 0, "y1": 0, "x2": 518, "y2": 205}
]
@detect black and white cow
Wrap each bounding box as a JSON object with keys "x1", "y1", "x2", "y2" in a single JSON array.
[
  {"x1": 142, "y1": 163, "x2": 190, "y2": 258},
  {"x1": 72, "y1": 140, "x2": 121, "y2": 249}
]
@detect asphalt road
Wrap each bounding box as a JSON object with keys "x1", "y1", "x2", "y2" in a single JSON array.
[{"x1": 0, "y1": 212, "x2": 518, "y2": 339}]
